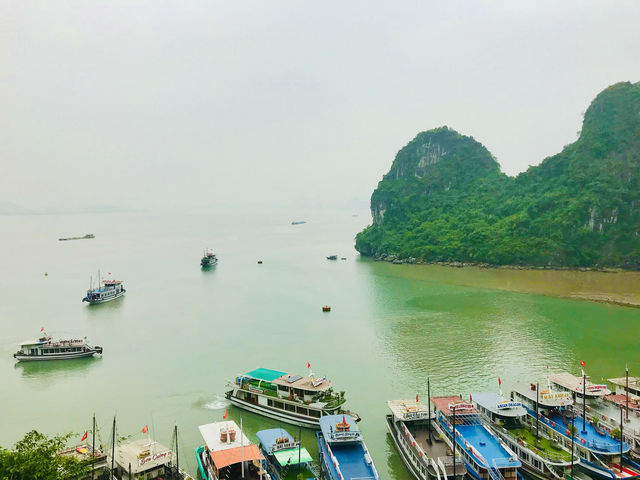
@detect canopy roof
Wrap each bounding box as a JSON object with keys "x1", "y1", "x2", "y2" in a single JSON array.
[
  {"x1": 273, "y1": 448, "x2": 313, "y2": 466},
  {"x1": 198, "y1": 421, "x2": 250, "y2": 452},
  {"x1": 430, "y1": 395, "x2": 477, "y2": 416},
  {"x1": 387, "y1": 400, "x2": 431, "y2": 421},
  {"x1": 245, "y1": 368, "x2": 287, "y2": 382},
  {"x1": 256, "y1": 429, "x2": 293, "y2": 453},
  {"x1": 471, "y1": 392, "x2": 527, "y2": 417},
  {"x1": 209, "y1": 445, "x2": 263, "y2": 469}
]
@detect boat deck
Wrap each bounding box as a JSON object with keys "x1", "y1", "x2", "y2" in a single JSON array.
[
  {"x1": 455, "y1": 423, "x2": 519, "y2": 468},
  {"x1": 526, "y1": 408, "x2": 629, "y2": 454},
  {"x1": 412, "y1": 425, "x2": 460, "y2": 476},
  {"x1": 332, "y1": 443, "x2": 376, "y2": 480}
]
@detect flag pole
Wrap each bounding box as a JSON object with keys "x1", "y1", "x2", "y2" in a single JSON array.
[
  {"x1": 111, "y1": 416, "x2": 116, "y2": 479},
  {"x1": 427, "y1": 378, "x2": 432, "y2": 443},
  {"x1": 91, "y1": 413, "x2": 96, "y2": 480},
  {"x1": 241, "y1": 416, "x2": 245, "y2": 479},
  {"x1": 582, "y1": 372, "x2": 586, "y2": 433}
]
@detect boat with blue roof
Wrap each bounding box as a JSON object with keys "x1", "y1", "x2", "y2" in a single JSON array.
[
  {"x1": 256, "y1": 428, "x2": 316, "y2": 480},
  {"x1": 316, "y1": 414, "x2": 380, "y2": 480},
  {"x1": 472, "y1": 390, "x2": 577, "y2": 480},
  {"x1": 226, "y1": 367, "x2": 359, "y2": 428},
  {"x1": 431, "y1": 395, "x2": 521, "y2": 480},
  {"x1": 512, "y1": 380, "x2": 640, "y2": 479},
  {"x1": 386, "y1": 398, "x2": 465, "y2": 480}
]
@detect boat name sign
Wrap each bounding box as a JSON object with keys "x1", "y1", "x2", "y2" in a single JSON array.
[
  {"x1": 248, "y1": 385, "x2": 264, "y2": 394},
  {"x1": 496, "y1": 401, "x2": 522, "y2": 410},
  {"x1": 404, "y1": 411, "x2": 429, "y2": 420},
  {"x1": 448, "y1": 403, "x2": 474, "y2": 411},
  {"x1": 541, "y1": 392, "x2": 571, "y2": 401},
  {"x1": 138, "y1": 450, "x2": 171, "y2": 467},
  {"x1": 312, "y1": 376, "x2": 326, "y2": 387}
]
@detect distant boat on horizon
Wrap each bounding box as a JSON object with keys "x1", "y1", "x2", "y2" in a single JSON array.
[
  {"x1": 59, "y1": 234, "x2": 95, "y2": 241},
  {"x1": 291, "y1": 221, "x2": 307, "y2": 225}
]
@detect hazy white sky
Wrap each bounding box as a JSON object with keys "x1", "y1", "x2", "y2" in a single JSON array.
[{"x1": 2, "y1": 1, "x2": 639, "y2": 212}]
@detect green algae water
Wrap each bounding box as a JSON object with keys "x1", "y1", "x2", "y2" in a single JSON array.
[{"x1": 1, "y1": 211, "x2": 639, "y2": 479}]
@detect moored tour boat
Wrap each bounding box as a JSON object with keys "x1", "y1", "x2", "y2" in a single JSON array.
[
  {"x1": 196, "y1": 421, "x2": 268, "y2": 480},
  {"x1": 316, "y1": 414, "x2": 380, "y2": 480},
  {"x1": 386, "y1": 399, "x2": 465, "y2": 480},
  {"x1": 512, "y1": 381, "x2": 640, "y2": 479},
  {"x1": 226, "y1": 367, "x2": 358, "y2": 428},
  {"x1": 14, "y1": 334, "x2": 102, "y2": 361},
  {"x1": 472, "y1": 390, "x2": 577, "y2": 480},
  {"x1": 256, "y1": 428, "x2": 316, "y2": 480},
  {"x1": 431, "y1": 395, "x2": 521, "y2": 480}
]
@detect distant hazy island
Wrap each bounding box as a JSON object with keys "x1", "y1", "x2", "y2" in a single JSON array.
[{"x1": 356, "y1": 81, "x2": 640, "y2": 270}]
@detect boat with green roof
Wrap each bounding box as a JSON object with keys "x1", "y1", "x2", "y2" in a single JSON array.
[
  {"x1": 225, "y1": 367, "x2": 359, "y2": 428},
  {"x1": 256, "y1": 428, "x2": 317, "y2": 480}
]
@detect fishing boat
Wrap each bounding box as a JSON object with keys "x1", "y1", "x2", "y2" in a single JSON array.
[
  {"x1": 256, "y1": 428, "x2": 316, "y2": 480},
  {"x1": 82, "y1": 272, "x2": 125, "y2": 304},
  {"x1": 225, "y1": 367, "x2": 359, "y2": 428},
  {"x1": 472, "y1": 390, "x2": 577, "y2": 480},
  {"x1": 291, "y1": 221, "x2": 307, "y2": 225},
  {"x1": 326, "y1": 255, "x2": 337, "y2": 260},
  {"x1": 316, "y1": 414, "x2": 380, "y2": 480},
  {"x1": 386, "y1": 398, "x2": 465, "y2": 480},
  {"x1": 201, "y1": 250, "x2": 218, "y2": 267},
  {"x1": 196, "y1": 420, "x2": 268, "y2": 480},
  {"x1": 512, "y1": 382, "x2": 640, "y2": 479},
  {"x1": 431, "y1": 395, "x2": 521, "y2": 480},
  {"x1": 13, "y1": 334, "x2": 102, "y2": 361}
]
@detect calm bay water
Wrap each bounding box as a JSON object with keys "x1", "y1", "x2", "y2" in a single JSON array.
[{"x1": 1, "y1": 211, "x2": 639, "y2": 479}]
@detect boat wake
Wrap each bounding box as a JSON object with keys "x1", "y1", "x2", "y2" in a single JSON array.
[{"x1": 203, "y1": 396, "x2": 228, "y2": 410}]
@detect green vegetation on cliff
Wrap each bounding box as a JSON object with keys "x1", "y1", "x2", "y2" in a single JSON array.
[{"x1": 355, "y1": 81, "x2": 640, "y2": 268}]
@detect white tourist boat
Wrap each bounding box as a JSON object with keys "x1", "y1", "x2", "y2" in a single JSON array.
[
  {"x1": 14, "y1": 334, "x2": 102, "y2": 361},
  {"x1": 226, "y1": 367, "x2": 358, "y2": 428},
  {"x1": 82, "y1": 273, "x2": 125, "y2": 304}
]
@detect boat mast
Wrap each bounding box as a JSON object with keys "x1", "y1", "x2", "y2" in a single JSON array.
[
  {"x1": 427, "y1": 378, "x2": 432, "y2": 442},
  {"x1": 111, "y1": 416, "x2": 116, "y2": 478},
  {"x1": 570, "y1": 415, "x2": 575, "y2": 476},
  {"x1": 298, "y1": 427, "x2": 302, "y2": 476},
  {"x1": 582, "y1": 372, "x2": 586, "y2": 434},
  {"x1": 626, "y1": 366, "x2": 630, "y2": 421},
  {"x1": 620, "y1": 405, "x2": 624, "y2": 473},
  {"x1": 536, "y1": 382, "x2": 540, "y2": 440},
  {"x1": 92, "y1": 413, "x2": 96, "y2": 480},
  {"x1": 174, "y1": 425, "x2": 179, "y2": 478},
  {"x1": 452, "y1": 405, "x2": 456, "y2": 478},
  {"x1": 241, "y1": 417, "x2": 245, "y2": 479}
]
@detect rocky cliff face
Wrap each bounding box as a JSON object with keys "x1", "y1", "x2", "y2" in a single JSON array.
[{"x1": 356, "y1": 81, "x2": 640, "y2": 268}]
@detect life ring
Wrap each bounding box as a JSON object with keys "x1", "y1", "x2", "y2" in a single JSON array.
[
  {"x1": 581, "y1": 438, "x2": 586, "y2": 444},
  {"x1": 551, "y1": 421, "x2": 555, "y2": 427},
  {"x1": 419, "y1": 451, "x2": 423, "y2": 457},
  {"x1": 413, "y1": 441, "x2": 416, "y2": 447}
]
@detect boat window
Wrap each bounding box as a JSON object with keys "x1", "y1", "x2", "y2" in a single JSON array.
[
  {"x1": 296, "y1": 406, "x2": 308, "y2": 416},
  {"x1": 273, "y1": 401, "x2": 284, "y2": 410},
  {"x1": 267, "y1": 399, "x2": 274, "y2": 407},
  {"x1": 285, "y1": 403, "x2": 296, "y2": 412},
  {"x1": 309, "y1": 409, "x2": 321, "y2": 418}
]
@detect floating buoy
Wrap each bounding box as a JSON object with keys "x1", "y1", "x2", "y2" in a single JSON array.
[{"x1": 322, "y1": 306, "x2": 331, "y2": 312}]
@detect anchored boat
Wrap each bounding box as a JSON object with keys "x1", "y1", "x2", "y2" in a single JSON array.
[
  {"x1": 196, "y1": 421, "x2": 268, "y2": 480},
  {"x1": 431, "y1": 395, "x2": 521, "y2": 480},
  {"x1": 386, "y1": 398, "x2": 465, "y2": 480},
  {"x1": 316, "y1": 414, "x2": 380, "y2": 480},
  {"x1": 14, "y1": 334, "x2": 102, "y2": 361},
  {"x1": 472, "y1": 390, "x2": 577, "y2": 480},
  {"x1": 512, "y1": 382, "x2": 640, "y2": 479},
  {"x1": 256, "y1": 428, "x2": 316, "y2": 480},
  {"x1": 225, "y1": 367, "x2": 358, "y2": 428}
]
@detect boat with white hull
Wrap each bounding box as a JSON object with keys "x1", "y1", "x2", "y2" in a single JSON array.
[
  {"x1": 82, "y1": 273, "x2": 125, "y2": 304},
  {"x1": 386, "y1": 399, "x2": 465, "y2": 480},
  {"x1": 226, "y1": 367, "x2": 358, "y2": 429},
  {"x1": 14, "y1": 334, "x2": 102, "y2": 361}
]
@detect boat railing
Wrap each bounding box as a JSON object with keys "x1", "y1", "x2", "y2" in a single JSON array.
[
  {"x1": 400, "y1": 424, "x2": 430, "y2": 469},
  {"x1": 492, "y1": 422, "x2": 568, "y2": 462}
]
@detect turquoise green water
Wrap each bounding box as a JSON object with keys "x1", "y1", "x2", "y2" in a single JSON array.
[{"x1": 0, "y1": 211, "x2": 638, "y2": 479}]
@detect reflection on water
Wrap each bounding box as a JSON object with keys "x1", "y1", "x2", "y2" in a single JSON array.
[
  {"x1": 15, "y1": 356, "x2": 100, "y2": 379},
  {"x1": 83, "y1": 297, "x2": 126, "y2": 315}
]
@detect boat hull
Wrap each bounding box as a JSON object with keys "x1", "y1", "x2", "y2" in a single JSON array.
[
  {"x1": 226, "y1": 393, "x2": 321, "y2": 429},
  {"x1": 386, "y1": 417, "x2": 441, "y2": 480},
  {"x1": 14, "y1": 350, "x2": 101, "y2": 362}
]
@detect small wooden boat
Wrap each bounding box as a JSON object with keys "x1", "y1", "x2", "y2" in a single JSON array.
[
  {"x1": 322, "y1": 306, "x2": 331, "y2": 312},
  {"x1": 326, "y1": 255, "x2": 337, "y2": 260}
]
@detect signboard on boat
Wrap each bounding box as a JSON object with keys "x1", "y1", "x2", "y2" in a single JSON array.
[
  {"x1": 138, "y1": 450, "x2": 171, "y2": 467},
  {"x1": 448, "y1": 403, "x2": 474, "y2": 411},
  {"x1": 541, "y1": 392, "x2": 571, "y2": 401},
  {"x1": 496, "y1": 401, "x2": 522, "y2": 410},
  {"x1": 312, "y1": 376, "x2": 326, "y2": 387},
  {"x1": 248, "y1": 385, "x2": 264, "y2": 394}
]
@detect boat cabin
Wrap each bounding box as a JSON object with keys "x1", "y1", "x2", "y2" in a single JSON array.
[
  {"x1": 58, "y1": 443, "x2": 109, "y2": 480},
  {"x1": 548, "y1": 372, "x2": 611, "y2": 400},
  {"x1": 114, "y1": 438, "x2": 176, "y2": 480}
]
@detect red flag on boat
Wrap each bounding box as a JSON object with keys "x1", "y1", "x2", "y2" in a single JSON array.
[
  {"x1": 81, "y1": 431, "x2": 87, "y2": 441},
  {"x1": 307, "y1": 362, "x2": 311, "y2": 369},
  {"x1": 223, "y1": 410, "x2": 227, "y2": 419},
  {"x1": 342, "y1": 415, "x2": 346, "y2": 425},
  {"x1": 498, "y1": 377, "x2": 502, "y2": 386},
  {"x1": 580, "y1": 360, "x2": 586, "y2": 367},
  {"x1": 470, "y1": 394, "x2": 473, "y2": 402},
  {"x1": 41, "y1": 327, "x2": 44, "y2": 332},
  {"x1": 416, "y1": 394, "x2": 419, "y2": 402},
  {"x1": 142, "y1": 425, "x2": 148, "y2": 434}
]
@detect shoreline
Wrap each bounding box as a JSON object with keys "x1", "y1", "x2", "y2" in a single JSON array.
[{"x1": 366, "y1": 255, "x2": 640, "y2": 308}]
